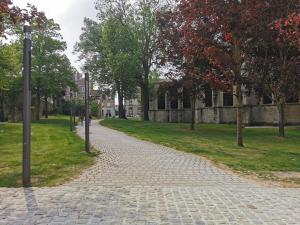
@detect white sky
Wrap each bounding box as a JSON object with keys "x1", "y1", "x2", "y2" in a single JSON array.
[{"x1": 13, "y1": 0, "x2": 98, "y2": 72}]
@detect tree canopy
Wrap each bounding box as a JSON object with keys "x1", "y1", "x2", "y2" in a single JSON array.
[{"x1": 0, "y1": 3, "x2": 75, "y2": 121}]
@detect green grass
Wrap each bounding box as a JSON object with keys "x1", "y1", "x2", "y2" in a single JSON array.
[
  {"x1": 101, "y1": 119, "x2": 300, "y2": 184},
  {"x1": 0, "y1": 116, "x2": 96, "y2": 187}
]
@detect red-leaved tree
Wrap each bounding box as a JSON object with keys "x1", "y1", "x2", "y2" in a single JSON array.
[
  {"x1": 157, "y1": 9, "x2": 212, "y2": 130},
  {"x1": 247, "y1": 1, "x2": 299, "y2": 137},
  {"x1": 0, "y1": 0, "x2": 21, "y2": 37},
  {"x1": 274, "y1": 13, "x2": 300, "y2": 49},
  {"x1": 1, "y1": 1, "x2": 46, "y2": 37},
  {"x1": 175, "y1": 0, "x2": 268, "y2": 146}
]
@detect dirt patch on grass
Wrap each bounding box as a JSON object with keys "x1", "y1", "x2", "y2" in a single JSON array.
[
  {"x1": 208, "y1": 159, "x2": 300, "y2": 188},
  {"x1": 273, "y1": 172, "x2": 300, "y2": 179}
]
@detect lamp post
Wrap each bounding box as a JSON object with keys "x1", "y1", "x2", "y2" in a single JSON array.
[
  {"x1": 84, "y1": 66, "x2": 90, "y2": 153},
  {"x1": 22, "y1": 22, "x2": 32, "y2": 187},
  {"x1": 73, "y1": 93, "x2": 76, "y2": 127},
  {"x1": 70, "y1": 92, "x2": 73, "y2": 131}
]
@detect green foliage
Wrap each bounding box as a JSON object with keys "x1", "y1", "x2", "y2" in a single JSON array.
[
  {"x1": 0, "y1": 42, "x2": 21, "y2": 91},
  {"x1": 101, "y1": 17, "x2": 139, "y2": 99},
  {"x1": 90, "y1": 101, "x2": 100, "y2": 117},
  {"x1": 76, "y1": 0, "x2": 170, "y2": 120},
  {"x1": 75, "y1": 14, "x2": 141, "y2": 118},
  {"x1": 1, "y1": 13, "x2": 76, "y2": 122},
  {"x1": 74, "y1": 18, "x2": 105, "y2": 86},
  {"x1": 31, "y1": 18, "x2": 75, "y2": 98},
  {"x1": 54, "y1": 99, "x2": 86, "y2": 116},
  {"x1": 0, "y1": 41, "x2": 22, "y2": 121},
  {"x1": 94, "y1": 0, "x2": 170, "y2": 120},
  {"x1": 149, "y1": 70, "x2": 160, "y2": 99}
]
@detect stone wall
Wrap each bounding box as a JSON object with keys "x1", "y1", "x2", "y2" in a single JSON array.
[{"x1": 149, "y1": 104, "x2": 300, "y2": 125}]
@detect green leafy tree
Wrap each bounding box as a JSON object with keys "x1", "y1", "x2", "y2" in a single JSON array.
[
  {"x1": 0, "y1": 42, "x2": 22, "y2": 121},
  {"x1": 96, "y1": 0, "x2": 170, "y2": 121},
  {"x1": 134, "y1": 0, "x2": 162, "y2": 121},
  {"x1": 75, "y1": 16, "x2": 140, "y2": 119},
  {"x1": 31, "y1": 18, "x2": 75, "y2": 120},
  {"x1": 74, "y1": 18, "x2": 107, "y2": 87},
  {"x1": 101, "y1": 17, "x2": 139, "y2": 118}
]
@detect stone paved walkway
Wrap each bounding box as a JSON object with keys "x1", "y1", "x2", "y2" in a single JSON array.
[{"x1": 1, "y1": 121, "x2": 300, "y2": 225}]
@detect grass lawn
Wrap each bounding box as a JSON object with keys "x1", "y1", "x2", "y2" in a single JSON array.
[
  {"x1": 101, "y1": 119, "x2": 300, "y2": 184},
  {"x1": 0, "y1": 116, "x2": 96, "y2": 187}
]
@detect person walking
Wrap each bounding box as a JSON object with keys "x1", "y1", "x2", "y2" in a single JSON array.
[
  {"x1": 79, "y1": 113, "x2": 84, "y2": 126},
  {"x1": 89, "y1": 115, "x2": 92, "y2": 125}
]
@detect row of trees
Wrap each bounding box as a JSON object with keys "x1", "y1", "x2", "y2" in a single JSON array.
[
  {"x1": 157, "y1": 0, "x2": 299, "y2": 146},
  {"x1": 75, "y1": 0, "x2": 167, "y2": 119},
  {"x1": 0, "y1": 1, "x2": 76, "y2": 122},
  {"x1": 77, "y1": 0, "x2": 299, "y2": 146}
]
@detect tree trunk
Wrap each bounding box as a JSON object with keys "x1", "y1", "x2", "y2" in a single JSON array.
[
  {"x1": 118, "y1": 96, "x2": 126, "y2": 119},
  {"x1": 35, "y1": 92, "x2": 41, "y2": 121},
  {"x1": 141, "y1": 62, "x2": 150, "y2": 121},
  {"x1": 0, "y1": 91, "x2": 5, "y2": 122},
  {"x1": 13, "y1": 105, "x2": 17, "y2": 122},
  {"x1": 141, "y1": 81, "x2": 150, "y2": 121},
  {"x1": 236, "y1": 84, "x2": 244, "y2": 147},
  {"x1": 277, "y1": 102, "x2": 285, "y2": 137},
  {"x1": 44, "y1": 95, "x2": 48, "y2": 118},
  {"x1": 117, "y1": 83, "x2": 126, "y2": 119},
  {"x1": 9, "y1": 104, "x2": 17, "y2": 122},
  {"x1": 190, "y1": 93, "x2": 196, "y2": 130},
  {"x1": 56, "y1": 95, "x2": 60, "y2": 108}
]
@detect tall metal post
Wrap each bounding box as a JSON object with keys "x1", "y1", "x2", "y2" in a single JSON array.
[
  {"x1": 73, "y1": 95, "x2": 76, "y2": 126},
  {"x1": 70, "y1": 92, "x2": 73, "y2": 131},
  {"x1": 23, "y1": 23, "x2": 32, "y2": 187},
  {"x1": 84, "y1": 66, "x2": 90, "y2": 153}
]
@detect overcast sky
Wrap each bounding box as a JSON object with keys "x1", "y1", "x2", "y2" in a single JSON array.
[{"x1": 13, "y1": 0, "x2": 98, "y2": 72}]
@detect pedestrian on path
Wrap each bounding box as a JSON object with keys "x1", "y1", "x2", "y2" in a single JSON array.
[{"x1": 79, "y1": 114, "x2": 84, "y2": 126}]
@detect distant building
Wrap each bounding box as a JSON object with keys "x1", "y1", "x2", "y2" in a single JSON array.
[
  {"x1": 149, "y1": 80, "x2": 300, "y2": 125},
  {"x1": 124, "y1": 98, "x2": 141, "y2": 117},
  {"x1": 65, "y1": 73, "x2": 85, "y2": 100},
  {"x1": 74, "y1": 73, "x2": 85, "y2": 100},
  {"x1": 70, "y1": 73, "x2": 139, "y2": 118},
  {"x1": 101, "y1": 94, "x2": 116, "y2": 118}
]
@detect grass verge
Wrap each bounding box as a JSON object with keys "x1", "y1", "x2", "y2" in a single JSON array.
[
  {"x1": 101, "y1": 119, "x2": 300, "y2": 185},
  {"x1": 0, "y1": 116, "x2": 97, "y2": 187}
]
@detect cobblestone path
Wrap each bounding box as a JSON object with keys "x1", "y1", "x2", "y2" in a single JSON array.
[{"x1": 1, "y1": 121, "x2": 300, "y2": 225}]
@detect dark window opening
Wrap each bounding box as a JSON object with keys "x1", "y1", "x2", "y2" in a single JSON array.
[
  {"x1": 157, "y1": 93, "x2": 165, "y2": 110},
  {"x1": 223, "y1": 92, "x2": 233, "y2": 106},
  {"x1": 205, "y1": 88, "x2": 213, "y2": 107},
  {"x1": 286, "y1": 96, "x2": 299, "y2": 103},
  {"x1": 169, "y1": 87, "x2": 178, "y2": 109},
  {"x1": 263, "y1": 95, "x2": 273, "y2": 105},
  {"x1": 183, "y1": 88, "x2": 191, "y2": 109},
  {"x1": 170, "y1": 98, "x2": 178, "y2": 109}
]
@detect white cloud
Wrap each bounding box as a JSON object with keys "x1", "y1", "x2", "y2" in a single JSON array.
[{"x1": 12, "y1": 0, "x2": 98, "y2": 71}]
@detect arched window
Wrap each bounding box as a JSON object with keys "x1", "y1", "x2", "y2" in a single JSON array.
[
  {"x1": 158, "y1": 93, "x2": 165, "y2": 110},
  {"x1": 183, "y1": 88, "x2": 191, "y2": 109},
  {"x1": 205, "y1": 87, "x2": 213, "y2": 107},
  {"x1": 169, "y1": 87, "x2": 178, "y2": 109}
]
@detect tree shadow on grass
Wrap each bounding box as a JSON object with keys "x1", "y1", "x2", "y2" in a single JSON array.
[{"x1": 33, "y1": 118, "x2": 69, "y2": 128}]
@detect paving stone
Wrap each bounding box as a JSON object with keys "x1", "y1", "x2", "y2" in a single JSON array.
[{"x1": 0, "y1": 121, "x2": 300, "y2": 224}]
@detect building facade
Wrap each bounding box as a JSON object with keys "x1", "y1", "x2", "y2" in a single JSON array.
[
  {"x1": 124, "y1": 98, "x2": 141, "y2": 117},
  {"x1": 101, "y1": 94, "x2": 116, "y2": 118},
  {"x1": 149, "y1": 81, "x2": 300, "y2": 125}
]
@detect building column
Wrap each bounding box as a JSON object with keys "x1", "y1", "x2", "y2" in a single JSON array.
[{"x1": 212, "y1": 89, "x2": 220, "y2": 123}]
